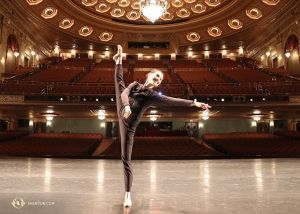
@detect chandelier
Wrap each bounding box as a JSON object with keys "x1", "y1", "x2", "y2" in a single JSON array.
[{"x1": 140, "y1": 0, "x2": 167, "y2": 23}]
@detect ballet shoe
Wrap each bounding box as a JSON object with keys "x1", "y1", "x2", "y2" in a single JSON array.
[
  {"x1": 113, "y1": 53, "x2": 121, "y2": 62},
  {"x1": 123, "y1": 197, "x2": 132, "y2": 207},
  {"x1": 114, "y1": 45, "x2": 123, "y2": 64}
]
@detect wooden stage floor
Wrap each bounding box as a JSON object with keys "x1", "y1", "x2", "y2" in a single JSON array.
[{"x1": 0, "y1": 157, "x2": 299, "y2": 214}]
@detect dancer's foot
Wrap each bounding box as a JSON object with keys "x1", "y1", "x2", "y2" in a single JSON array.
[
  {"x1": 113, "y1": 45, "x2": 122, "y2": 64},
  {"x1": 123, "y1": 196, "x2": 132, "y2": 207}
]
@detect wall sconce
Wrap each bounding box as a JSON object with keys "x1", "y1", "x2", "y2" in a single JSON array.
[
  {"x1": 266, "y1": 51, "x2": 270, "y2": 56},
  {"x1": 285, "y1": 50, "x2": 290, "y2": 58},
  {"x1": 14, "y1": 52, "x2": 19, "y2": 57}
]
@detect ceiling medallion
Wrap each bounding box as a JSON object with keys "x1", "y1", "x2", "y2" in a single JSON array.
[
  {"x1": 81, "y1": 0, "x2": 97, "y2": 6},
  {"x1": 171, "y1": 0, "x2": 184, "y2": 8},
  {"x1": 228, "y1": 18, "x2": 243, "y2": 30},
  {"x1": 126, "y1": 11, "x2": 141, "y2": 20},
  {"x1": 207, "y1": 26, "x2": 222, "y2": 37},
  {"x1": 106, "y1": 0, "x2": 118, "y2": 3},
  {"x1": 79, "y1": 26, "x2": 93, "y2": 36},
  {"x1": 110, "y1": 8, "x2": 125, "y2": 17},
  {"x1": 262, "y1": 0, "x2": 280, "y2": 5},
  {"x1": 99, "y1": 32, "x2": 113, "y2": 42},
  {"x1": 26, "y1": 0, "x2": 43, "y2": 5},
  {"x1": 160, "y1": 11, "x2": 174, "y2": 20},
  {"x1": 176, "y1": 8, "x2": 191, "y2": 18},
  {"x1": 191, "y1": 3, "x2": 206, "y2": 13},
  {"x1": 131, "y1": 1, "x2": 140, "y2": 9},
  {"x1": 184, "y1": 0, "x2": 196, "y2": 3},
  {"x1": 140, "y1": 0, "x2": 167, "y2": 23},
  {"x1": 41, "y1": 7, "x2": 58, "y2": 19},
  {"x1": 118, "y1": 0, "x2": 131, "y2": 7},
  {"x1": 96, "y1": 3, "x2": 111, "y2": 13},
  {"x1": 59, "y1": 18, "x2": 74, "y2": 29},
  {"x1": 205, "y1": 0, "x2": 221, "y2": 7},
  {"x1": 246, "y1": 8, "x2": 263, "y2": 19},
  {"x1": 186, "y1": 32, "x2": 200, "y2": 42}
]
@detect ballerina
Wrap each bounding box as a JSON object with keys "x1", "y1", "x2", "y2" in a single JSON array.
[{"x1": 113, "y1": 45, "x2": 211, "y2": 207}]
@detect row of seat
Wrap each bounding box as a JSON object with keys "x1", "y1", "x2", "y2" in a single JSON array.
[
  {"x1": 0, "y1": 133, "x2": 103, "y2": 157},
  {"x1": 100, "y1": 137, "x2": 225, "y2": 158},
  {"x1": 202, "y1": 132, "x2": 300, "y2": 156}
]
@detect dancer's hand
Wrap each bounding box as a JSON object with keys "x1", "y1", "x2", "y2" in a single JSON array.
[
  {"x1": 124, "y1": 106, "x2": 131, "y2": 118},
  {"x1": 193, "y1": 99, "x2": 211, "y2": 110}
]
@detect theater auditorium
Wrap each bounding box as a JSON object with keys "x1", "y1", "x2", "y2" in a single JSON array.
[{"x1": 1, "y1": 0, "x2": 300, "y2": 213}]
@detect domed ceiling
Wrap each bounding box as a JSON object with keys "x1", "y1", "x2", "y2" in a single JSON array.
[{"x1": 8, "y1": 0, "x2": 300, "y2": 55}]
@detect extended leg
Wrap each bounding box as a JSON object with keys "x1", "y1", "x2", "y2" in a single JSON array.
[{"x1": 114, "y1": 45, "x2": 133, "y2": 207}]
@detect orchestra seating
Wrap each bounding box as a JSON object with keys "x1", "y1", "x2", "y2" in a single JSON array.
[
  {"x1": 0, "y1": 82, "x2": 46, "y2": 94},
  {"x1": 99, "y1": 137, "x2": 226, "y2": 159},
  {"x1": 50, "y1": 84, "x2": 115, "y2": 95},
  {"x1": 12, "y1": 67, "x2": 36, "y2": 75},
  {"x1": 94, "y1": 59, "x2": 129, "y2": 69},
  {"x1": 0, "y1": 133, "x2": 103, "y2": 157},
  {"x1": 134, "y1": 60, "x2": 165, "y2": 68},
  {"x1": 217, "y1": 68, "x2": 277, "y2": 83},
  {"x1": 265, "y1": 68, "x2": 293, "y2": 77},
  {"x1": 79, "y1": 60, "x2": 129, "y2": 83},
  {"x1": 169, "y1": 60, "x2": 206, "y2": 68},
  {"x1": 23, "y1": 68, "x2": 84, "y2": 82},
  {"x1": 55, "y1": 58, "x2": 95, "y2": 68},
  {"x1": 202, "y1": 132, "x2": 300, "y2": 157},
  {"x1": 274, "y1": 131, "x2": 300, "y2": 140},
  {"x1": 135, "y1": 126, "x2": 186, "y2": 137},
  {"x1": 203, "y1": 58, "x2": 241, "y2": 68},
  {"x1": 192, "y1": 84, "x2": 260, "y2": 95},
  {"x1": 262, "y1": 83, "x2": 300, "y2": 95},
  {"x1": 79, "y1": 70, "x2": 115, "y2": 83},
  {"x1": 0, "y1": 130, "x2": 29, "y2": 142},
  {"x1": 155, "y1": 84, "x2": 186, "y2": 97},
  {"x1": 176, "y1": 70, "x2": 226, "y2": 83}
]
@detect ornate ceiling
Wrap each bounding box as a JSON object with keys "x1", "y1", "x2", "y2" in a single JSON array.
[{"x1": 7, "y1": 0, "x2": 300, "y2": 55}]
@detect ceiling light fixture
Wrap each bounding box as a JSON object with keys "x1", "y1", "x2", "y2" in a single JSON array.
[
  {"x1": 150, "y1": 116, "x2": 157, "y2": 121},
  {"x1": 140, "y1": 0, "x2": 167, "y2": 23},
  {"x1": 46, "y1": 116, "x2": 53, "y2": 121}
]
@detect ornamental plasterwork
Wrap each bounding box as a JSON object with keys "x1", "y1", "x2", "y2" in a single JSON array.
[
  {"x1": 26, "y1": 0, "x2": 43, "y2": 5},
  {"x1": 41, "y1": 7, "x2": 58, "y2": 19},
  {"x1": 207, "y1": 26, "x2": 222, "y2": 37},
  {"x1": 186, "y1": 32, "x2": 200, "y2": 42},
  {"x1": 228, "y1": 19, "x2": 243, "y2": 30},
  {"x1": 59, "y1": 18, "x2": 74, "y2": 29},
  {"x1": 78, "y1": 26, "x2": 93, "y2": 36},
  {"x1": 262, "y1": 0, "x2": 280, "y2": 5},
  {"x1": 99, "y1": 31, "x2": 113, "y2": 41},
  {"x1": 246, "y1": 8, "x2": 263, "y2": 19}
]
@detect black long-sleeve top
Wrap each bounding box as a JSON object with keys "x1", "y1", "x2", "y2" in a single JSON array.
[{"x1": 120, "y1": 81, "x2": 193, "y2": 129}]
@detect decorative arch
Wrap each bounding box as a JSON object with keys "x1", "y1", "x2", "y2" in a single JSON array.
[
  {"x1": 5, "y1": 34, "x2": 19, "y2": 72},
  {"x1": 6, "y1": 34, "x2": 19, "y2": 59},
  {"x1": 285, "y1": 34, "x2": 299, "y2": 61}
]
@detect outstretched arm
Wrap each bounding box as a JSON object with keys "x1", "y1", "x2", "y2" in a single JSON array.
[
  {"x1": 191, "y1": 99, "x2": 211, "y2": 110},
  {"x1": 154, "y1": 94, "x2": 211, "y2": 110}
]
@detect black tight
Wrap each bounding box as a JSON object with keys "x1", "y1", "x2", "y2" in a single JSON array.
[{"x1": 114, "y1": 64, "x2": 134, "y2": 192}]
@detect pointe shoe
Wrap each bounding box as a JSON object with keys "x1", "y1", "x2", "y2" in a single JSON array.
[
  {"x1": 113, "y1": 45, "x2": 123, "y2": 63},
  {"x1": 123, "y1": 197, "x2": 132, "y2": 207}
]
